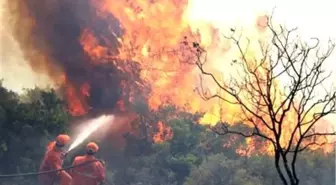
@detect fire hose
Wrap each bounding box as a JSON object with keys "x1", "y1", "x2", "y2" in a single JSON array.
[
  {"x1": 0, "y1": 159, "x2": 113, "y2": 185},
  {"x1": 0, "y1": 159, "x2": 102, "y2": 178}
]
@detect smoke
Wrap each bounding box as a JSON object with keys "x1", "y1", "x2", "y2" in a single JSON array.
[
  {"x1": 2, "y1": 0, "x2": 141, "y2": 114},
  {"x1": 0, "y1": 0, "x2": 51, "y2": 93}
]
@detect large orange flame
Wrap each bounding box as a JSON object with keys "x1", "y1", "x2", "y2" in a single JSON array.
[{"x1": 77, "y1": 0, "x2": 334, "y2": 155}]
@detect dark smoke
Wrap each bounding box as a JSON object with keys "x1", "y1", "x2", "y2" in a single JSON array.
[{"x1": 4, "y1": 0, "x2": 143, "y2": 113}]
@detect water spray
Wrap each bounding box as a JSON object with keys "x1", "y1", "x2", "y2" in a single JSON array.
[{"x1": 67, "y1": 114, "x2": 115, "y2": 152}]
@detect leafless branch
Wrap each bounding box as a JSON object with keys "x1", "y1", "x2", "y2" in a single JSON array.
[{"x1": 189, "y1": 14, "x2": 336, "y2": 185}]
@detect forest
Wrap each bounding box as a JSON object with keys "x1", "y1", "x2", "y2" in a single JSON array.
[
  {"x1": 0, "y1": 83, "x2": 334, "y2": 185},
  {"x1": 1, "y1": 0, "x2": 336, "y2": 183}
]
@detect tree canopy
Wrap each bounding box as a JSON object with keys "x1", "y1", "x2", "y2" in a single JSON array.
[
  {"x1": 0, "y1": 83, "x2": 70, "y2": 185},
  {"x1": 0, "y1": 77, "x2": 334, "y2": 185}
]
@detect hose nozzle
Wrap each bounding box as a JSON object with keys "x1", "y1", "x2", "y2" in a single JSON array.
[{"x1": 61, "y1": 152, "x2": 68, "y2": 159}]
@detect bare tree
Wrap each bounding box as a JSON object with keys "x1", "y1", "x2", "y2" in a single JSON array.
[{"x1": 190, "y1": 16, "x2": 336, "y2": 185}]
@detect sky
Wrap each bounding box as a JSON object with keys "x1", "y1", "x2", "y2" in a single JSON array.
[
  {"x1": 0, "y1": 0, "x2": 53, "y2": 92},
  {"x1": 186, "y1": 0, "x2": 336, "y2": 75}
]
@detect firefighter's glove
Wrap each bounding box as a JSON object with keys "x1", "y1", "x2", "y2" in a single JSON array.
[
  {"x1": 61, "y1": 152, "x2": 68, "y2": 159},
  {"x1": 100, "y1": 160, "x2": 106, "y2": 166}
]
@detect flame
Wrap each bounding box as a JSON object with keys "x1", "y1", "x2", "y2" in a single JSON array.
[
  {"x1": 75, "y1": 0, "x2": 335, "y2": 155},
  {"x1": 11, "y1": 0, "x2": 327, "y2": 155},
  {"x1": 153, "y1": 121, "x2": 173, "y2": 143},
  {"x1": 80, "y1": 29, "x2": 111, "y2": 63},
  {"x1": 64, "y1": 82, "x2": 89, "y2": 116},
  {"x1": 82, "y1": 0, "x2": 203, "y2": 112},
  {"x1": 81, "y1": 0, "x2": 263, "y2": 122}
]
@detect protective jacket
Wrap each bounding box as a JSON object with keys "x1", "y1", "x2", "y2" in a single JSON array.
[
  {"x1": 39, "y1": 141, "x2": 72, "y2": 185},
  {"x1": 70, "y1": 155, "x2": 105, "y2": 185}
]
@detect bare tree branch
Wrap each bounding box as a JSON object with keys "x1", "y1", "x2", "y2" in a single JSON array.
[{"x1": 188, "y1": 15, "x2": 336, "y2": 185}]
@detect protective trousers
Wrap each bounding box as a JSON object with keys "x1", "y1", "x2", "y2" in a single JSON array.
[{"x1": 59, "y1": 171, "x2": 72, "y2": 185}]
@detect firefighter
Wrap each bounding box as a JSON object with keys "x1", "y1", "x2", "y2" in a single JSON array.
[
  {"x1": 39, "y1": 134, "x2": 72, "y2": 185},
  {"x1": 70, "y1": 142, "x2": 105, "y2": 185}
]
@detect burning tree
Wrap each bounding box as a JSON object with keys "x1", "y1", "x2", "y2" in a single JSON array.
[{"x1": 192, "y1": 17, "x2": 336, "y2": 185}]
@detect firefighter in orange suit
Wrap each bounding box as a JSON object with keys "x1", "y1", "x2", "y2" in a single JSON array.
[
  {"x1": 39, "y1": 134, "x2": 72, "y2": 185},
  {"x1": 70, "y1": 142, "x2": 105, "y2": 185}
]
